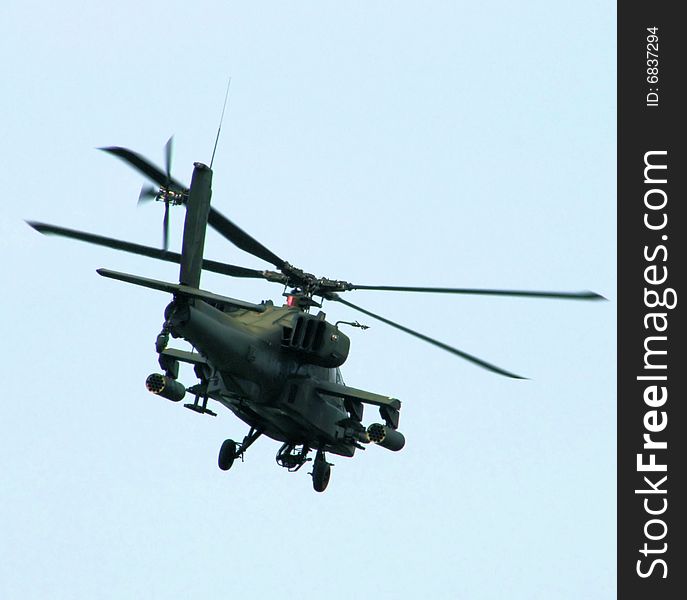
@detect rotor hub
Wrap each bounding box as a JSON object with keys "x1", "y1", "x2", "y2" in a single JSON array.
[{"x1": 156, "y1": 187, "x2": 187, "y2": 206}]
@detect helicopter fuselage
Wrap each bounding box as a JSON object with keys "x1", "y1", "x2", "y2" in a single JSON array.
[
  {"x1": 164, "y1": 297, "x2": 364, "y2": 457},
  {"x1": 25, "y1": 137, "x2": 605, "y2": 491}
]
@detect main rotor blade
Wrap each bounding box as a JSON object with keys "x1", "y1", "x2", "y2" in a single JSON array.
[
  {"x1": 330, "y1": 295, "x2": 526, "y2": 379},
  {"x1": 27, "y1": 221, "x2": 267, "y2": 280},
  {"x1": 347, "y1": 285, "x2": 606, "y2": 301},
  {"x1": 100, "y1": 146, "x2": 187, "y2": 191},
  {"x1": 207, "y1": 207, "x2": 287, "y2": 270}
]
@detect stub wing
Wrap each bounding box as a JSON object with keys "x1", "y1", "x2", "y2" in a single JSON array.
[{"x1": 314, "y1": 380, "x2": 400, "y2": 411}]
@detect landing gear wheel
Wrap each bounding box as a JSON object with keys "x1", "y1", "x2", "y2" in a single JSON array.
[
  {"x1": 312, "y1": 458, "x2": 331, "y2": 492},
  {"x1": 218, "y1": 439, "x2": 237, "y2": 471}
]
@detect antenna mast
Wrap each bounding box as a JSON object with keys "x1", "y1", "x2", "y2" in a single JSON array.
[{"x1": 210, "y1": 78, "x2": 232, "y2": 169}]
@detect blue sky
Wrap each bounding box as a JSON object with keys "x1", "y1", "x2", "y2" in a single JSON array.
[{"x1": 1, "y1": 2, "x2": 615, "y2": 598}]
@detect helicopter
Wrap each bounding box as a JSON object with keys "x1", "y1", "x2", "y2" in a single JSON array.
[{"x1": 27, "y1": 137, "x2": 605, "y2": 492}]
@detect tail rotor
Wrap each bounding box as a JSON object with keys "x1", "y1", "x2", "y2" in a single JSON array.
[
  {"x1": 137, "y1": 184, "x2": 158, "y2": 204},
  {"x1": 130, "y1": 135, "x2": 182, "y2": 251}
]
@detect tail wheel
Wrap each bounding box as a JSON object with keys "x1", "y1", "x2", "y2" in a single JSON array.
[
  {"x1": 312, "y1": 460, "x2": 331, "y2": 493},
  {"x1": 218, "y1": 439, "x2": 237, "y2": 471}
]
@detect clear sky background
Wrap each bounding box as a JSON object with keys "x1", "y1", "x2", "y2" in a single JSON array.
[{"x1": 1, "y1": 2, "x2": 615, "y2": 599}]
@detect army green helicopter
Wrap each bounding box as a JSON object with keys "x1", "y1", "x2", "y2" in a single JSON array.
[{"x1": 28, "y1": 138, "x2": 604, "y2": 492}]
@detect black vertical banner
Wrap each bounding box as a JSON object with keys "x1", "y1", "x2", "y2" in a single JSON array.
[{"x1": 618, "y1": 3, "x2": 686, "y2": 599}]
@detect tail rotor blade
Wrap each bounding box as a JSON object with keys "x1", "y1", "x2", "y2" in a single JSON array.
[
  {"x1": 138, "y1": 185, "x2": 158, "y2": 205},
  {"x1": 162, "y1": 201, "x2": 170, "y2": 251},
  {"x1": 164, "y1": 135, "x2": 174, "y2": 183}
]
